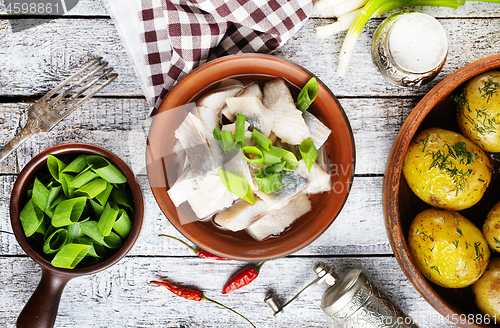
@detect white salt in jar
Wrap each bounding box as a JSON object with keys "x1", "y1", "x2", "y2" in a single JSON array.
[{"x1": 371, "y1": 12, "x2": 448, "y2": 87}]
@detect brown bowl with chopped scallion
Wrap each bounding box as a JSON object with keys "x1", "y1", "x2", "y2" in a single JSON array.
[
  {"x1": 384, "y1": 54, "x2": 500, "y2": 328},
  {"x1": 10, "y1": 143, "x2": 143, "y2": 328}
]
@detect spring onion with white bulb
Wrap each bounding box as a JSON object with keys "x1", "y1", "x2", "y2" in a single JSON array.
[{"x1": 336, "y1": 0, "x2": 500, "y2": 77}]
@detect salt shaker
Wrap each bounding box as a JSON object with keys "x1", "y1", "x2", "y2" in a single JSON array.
[
  {"x1": 371, "y1": 12, "x2": 448, "y2": 87},
  {"x1": 265, "y1": 262, "x2": 419, "y2": 328}
]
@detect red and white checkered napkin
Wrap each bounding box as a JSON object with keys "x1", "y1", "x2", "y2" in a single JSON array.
[{"x1": 137, "y1": 0, "x2": 315, "y2": 110}]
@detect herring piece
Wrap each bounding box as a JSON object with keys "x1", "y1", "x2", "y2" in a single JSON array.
[
  {"x1": 303, "y1": 111, "x2": 331, "y2": 149},
  {"x1": 186, "y1": 186, "x2": 235, "y2": 219},
  {"x1": 262, "y1": 79, "x2": 310, "y2": 145},
  {"x1": 167, "y1": 168, "x2": 198, "y2": 207},
  {"x1": 220, "y1": 148, "x2": 258, "y2": 191},
  {"x1": 222, "y1": 82, "x2": 263, "y2": 122},
  {"x1": 262, "y1": 78, "x2": 295, "y2": 108},
  {"x1": 316, "y1": 145, "x2": 331, "y2": 173},
  {"x1": 225, "y1": 96, "x2": 273, "y2": 137},
  {"x1": 296, "y1": 160, "x2": 332, "y2": 194},
  {"x1": 172, "y1": 139, "x2": 189, "y2": 177},
  {"x1": 194, "y1": 82, "x2": 243, "y2": 133},
  {"x1": 175, "y1": 113, "x2": 218, "y2": 176},
  {"x1": 247, "y1": 194, "x2": 312, "y2": 241},
  {"x1": 196, "y1": 170, "x2": 238, "y2": 208},
  {"x1": 214, "y1": 198, "x2": 268, "y2": 232},
  {"x1": 255, "y1": 169, "x2": 309, "y2": 210}
]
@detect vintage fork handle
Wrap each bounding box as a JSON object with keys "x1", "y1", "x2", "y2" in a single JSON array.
[{"x1": 0, "y1": 119, "x2": 39, "y2": 164}]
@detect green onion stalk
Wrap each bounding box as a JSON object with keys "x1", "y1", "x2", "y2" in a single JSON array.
[{"x1": 337, "y1": 0, "x2": 500, "y2": 77}]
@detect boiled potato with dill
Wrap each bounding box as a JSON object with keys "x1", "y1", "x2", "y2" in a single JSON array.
[
  {"x1": 408, "y1": 209, "x2": 490, "y2": 288},
  {"x1": 473, "y1": 258, "x2": 500, "y2": 317},
  {"x1": 456, "y1": 71, "x2": 500, "y2": 152},
  {"x1": 482, "y1": 201, "x2": 500, "y2": 252},
  {"x1": 403, "y1": 128, "x2": 491, "y2": 211}
]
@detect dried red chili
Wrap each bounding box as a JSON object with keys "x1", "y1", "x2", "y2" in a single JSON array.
[
  {"x1": 159, "y1": 234, "x2": 229, "y2": 260},
  {"x1": 222, "y1": 262, "x2": 265, "y2": 294},
  {"x1": 151, "y1": 280, "x2": 255, "y2": 327}
]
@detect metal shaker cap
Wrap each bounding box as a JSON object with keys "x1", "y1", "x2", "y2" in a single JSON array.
[{"x1": 320, "y1": 268, "x2": 367, "y2": 316}]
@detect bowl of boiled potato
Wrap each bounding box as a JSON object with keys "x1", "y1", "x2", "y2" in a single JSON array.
[{"x1": 385, "y1": 54, "x2": 500, "y2": 328}]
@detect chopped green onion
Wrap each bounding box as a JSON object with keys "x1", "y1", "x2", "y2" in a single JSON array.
[
  {"x1": 113, "y1": 209, "x2": 132, "y2": 239},
  {"x1": 47, "y1": 155, "x2": 67, "y2": 182},
  {"x1": 217, "y1": 168, "x2": 255, "y2": 205},
  {"x1": 255, "y1": 168, "x2": 282, "y2": 194},
  {"x1": 252, "y1": 129, "x2": 272, "y2": 151},
  {"x1": 281, "y1": 152, "x2": 299, "y2": 171},
  {"x1": 242, "y1": 146, "x2": 264, "y2": 165},
  {"x1": 265, "y1": 162, "x2": 285, "y2": 174},
  {"x1": 296, "y1": 77, "x2": 319, "y2": 112},
  {"x1": 80, "y1": 220, "x2": 105, "y2": 244},
  {"x1": 103, "y1": 231, "x2": 122, "y2": 249},
  {"x1": 32, "y1": 177, "x2": 50, "y2": 214},
  {"x1": 51, "y1": 243, "x2": 92, "y2": 269},
  {"x1": 299, "y1": 139, "x2": 318, "y2": 172},
  {"x1": 47, "y1": 185, "x2": 62, "y2": 210},
  {"x1": 75, "y1": 178, "x2": 107, "y2": 199},
  {"x1": 86, "y1": 155, "x2": 127, "y2": 184},
  {"x1": 69, "y1": 169, "x2": 99, "y2": 189},
  {"x1": 43, "y1": 228, "x2": 69, "y2": 254},
  {"x1": 213, "y1": 126, "x2": 223, "y2": 146},
  {"x1": 235, "y1": 113, "x2": 246, "y2": 148},
  {"x1": 110, "y1": 188, "x2": 134, "y2": 213},
  {"x1": 68, "y1": 220, "x2": 86, "y2": 243},
  {"x1": 95, "y1": 182, "x2": 113, "y2": 206},
  {"x1": 221, "y1": 130, "x2": 235, "y2": 152},
  {"x1": 98, "y1": 202, "x2": 119, "y2": 236},
  {"x1": 90, "y1": 199, "x2": 104, "y2": 218},
  {"x1": 62, "y1": 154, "x2": 87, "y2": 174},
  {"x1": 51, "y1": 197, "x2": 87, "y2": 227},
  {"x1": 19, "y1": 199, "x2": 45, "y2": 237},
  {"x1": 258, "y1": 146, "x2": 286, "y2": 165}
]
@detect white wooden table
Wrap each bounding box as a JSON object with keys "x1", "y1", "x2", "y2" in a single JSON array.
[{"x1": 1, "y1": 1, "x2": 499, "y2": 327}]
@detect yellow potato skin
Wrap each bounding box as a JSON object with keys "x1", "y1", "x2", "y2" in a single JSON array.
[
  {"x1": 457, "y1": 71, "x2": 500, "y2": 152},
  {"x1": 408, "y1": 209, "x2": 490, "y2": 288},
  {"x1": 473, "y1": 258, "x2": 500, "y2": 317},
  {"x1": 403, "y1": 128, "x2": 491, "y2": 211},
  {"x1": 483, "y1": 201, "x2": 500, "y2": 252}
]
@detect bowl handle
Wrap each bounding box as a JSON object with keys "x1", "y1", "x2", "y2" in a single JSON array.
[{"x1": 17, "y1": 268, "x2": 73, "y2": 328}]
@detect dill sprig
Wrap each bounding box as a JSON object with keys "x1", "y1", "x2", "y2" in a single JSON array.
[{"x1": 479, "y1": 77, "x2": 500, "y2": 103}]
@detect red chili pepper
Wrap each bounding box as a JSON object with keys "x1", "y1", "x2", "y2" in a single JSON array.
[
  {"x1": 151, "y1": 280, "x2": 255, "y2": 327},
  {"x1": 222, "y1": 262, "x2": 265, "y2": 294},
  {"x1": 159, "y1": 234, "x2": 230, "y2": 260}
]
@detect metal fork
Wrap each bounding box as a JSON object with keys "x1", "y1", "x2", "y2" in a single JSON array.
[{"x1": 0, "y1": 57, "x2": 118, "y2": 164}]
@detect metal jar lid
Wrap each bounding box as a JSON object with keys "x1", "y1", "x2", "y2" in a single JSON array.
[{"x1": 320, "y1": 268, "x2": 366, "y2": 316}]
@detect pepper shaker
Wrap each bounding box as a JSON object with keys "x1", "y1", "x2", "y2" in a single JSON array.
[
  {"x1": 265, "y1": 262, "x2": 419, "y2": 328},
  {"x1": 371, "y1": 12, "x2": 448, "y2": 87}
]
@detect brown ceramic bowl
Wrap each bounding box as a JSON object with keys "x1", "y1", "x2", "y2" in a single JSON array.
[
  {"x1": 146, "y1": 54, "x2": 355, "y2": 260},
  {"x1": 384, "y1": 54, "x2": 500, "y2": 327},
  {"x1": 10, "y1": 143, "x2": 144, "y2": 328}
]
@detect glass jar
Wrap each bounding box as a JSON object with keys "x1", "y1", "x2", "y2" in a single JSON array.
[{"x1": 371, "y1": 12, "x2": 448, "y2": 87}]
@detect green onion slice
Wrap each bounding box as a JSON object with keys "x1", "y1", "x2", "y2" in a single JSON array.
[
  {"x1": 299, "y1": 139, "x2": 318, "y2": 172},
  {"x1": 252, "y1": 129, "x2": 272, "y2": 151},
  {"x1": 70, "y1": 169, "x2": 99, "y2": 189},
  {"x1": 62, "y1": 154, "x2": 87, "y2": 174},
  {"x1": 98, "y1": 202, "x2": 119, "y2": 236},
  {"x1": 282, "y1": 152, "x2": 299, "y2": 171},
  {"x1": 68, "y1": 219, "x2": 86, "y2": 243},
  {"x1": 95, "y1": 182, "x2": 113, "y2": 206},
  {"x1": 103, "y1": 231, "x2": 122, "y2": 249},
  {"x1": 86, "y1": 155, "x2": 127, "y2": 184},
  {"x1": 259, "y1": 146, "x2": 287, "y2": 165},
  {"x1": 90, "y1": 199, "x2": 104, "y2": 218},
  {"x1": 296, "y1": 77, "x2": 318, "y2": 112},
  {"x1": 75, "y1": 178, "x2": 107, "y2": 199},
  {"x1": 235, "y1": 113, "x2": 246, "y2": 148},
  {"x1": 51, "y1": 197, "x2": 87, "y2": 227},
  {"x1": 113, "y1": 209, "x2": 132, "y2": 239},
  {"x1": 47, "y1": 155, "x2": 67, "y2": 182},
  {"x1": 51, "y1": 243, "x2": 92, "y2": 269},
  {"x1": 47, "y1": 185, "x2": 62, "y2": 210},
  {"x1": 19, "y1": 199, "x2": 45, "y2": 237},
  {"x1": 32, "y1": 177, "x2": 50, "y2": 214},
  {"x1": 217, "y1": 168, "x2": 255, "y2": 204},
  {"x1": 43, "y1": 228, "x2": 69, "y2": 254},
  {"x1": 221, "y1": 130, "x2": 235, "y2": 152},
  {"x1": 110, "y1": 188, "x2": 134, "y2": 212},
  {"x1": 80, "y1": 220, "x2": 105, "y2": 244},
  {"x1": 255, "y1": 168, "x2": 282, "y2": 194},
  {"x1": 241, "y1": 146, "x2": 264, "y2": 165}
]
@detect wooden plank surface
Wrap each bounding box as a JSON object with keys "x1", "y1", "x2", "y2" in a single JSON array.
[
  {"x1": 0, "y1": 256, "x2": 456, "y2": 328},
  {"x1": 0, "y1": 16, "x2": 499, "y2": 98}
]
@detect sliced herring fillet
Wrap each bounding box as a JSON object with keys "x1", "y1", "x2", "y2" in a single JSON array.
[
  {"x1": 222, "y1": 82, "x2": 263, "y2": 122},
  {"x1": 262, "y1": 78, "x2": 295, "y2": 109},
  {"x1": 316, "y1": 145, "x2": 331, "y2": 172},
  {"x1": 214, "y1": 198, "x2": 268, "y2": 232},
  {"x1": 255, "y1": 169, "x2": 309, "y2": 210},
  {"x1": 303, "y1": 111, "x2": 331, "y2": 149},
  {"x1": 196, "y1": 170, "x2": 238, "y2": 208},
  {"x1": 296, "y1": 160, "x2": 332, "y2": 194},
  {"x1": 221, "y1": 148, "x2": 258, "y2": 191},
  {"x1": 194, "y1": 83, "x2": 243, "y2": 133},
  {"x1": 175, "y1": 113, "x2": 217, "y2": 176},
  {"x1": 172, "y1": 139, "x2": 189, "y2": 177},
  {"x1": 167, "y1": 168, "x2": 198, "y2": 207},
  {"x1": 187, "y1": 186, "x2": 235, "y2": 219},
  {"x1": 225, "y1": 97, "x2": 273, "y2": 137},
  {"x1": 247, "y1": 194, "x2": 312, "y2": 241}
]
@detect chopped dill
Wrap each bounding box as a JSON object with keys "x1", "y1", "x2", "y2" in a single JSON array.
[
  {"x1": 456, "y1": 228, "x2": 463, "y2": 236},
  {"x1": 430, "y1": 266, "x2": 442, "y2": 276},
  {"x1": 479, "y1": 77, "x2": 500, "y2": 103},
  {"x1": 417, "y1": 133, "x2": 430, "y2": 153},
  {"x1": 420, "y1": 230, "x2": 434, "y2": 242},
  {"x1": 452, "y1": 240, "x2": 459, "y2": 248}
]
